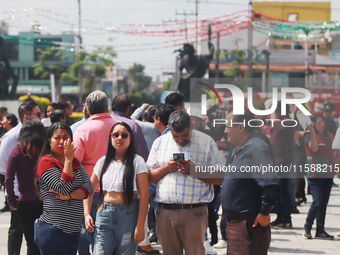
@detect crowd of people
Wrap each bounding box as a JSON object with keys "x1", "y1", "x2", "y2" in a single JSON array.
[{"x1": 0, "y1": 91, "x2": 339, "y2": 255}]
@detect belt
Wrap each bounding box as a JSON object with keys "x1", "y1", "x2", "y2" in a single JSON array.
[
  {"x1": 158, "y1": 203, "x2": 207, "y2": 210},
  {"x1": 225, "y1": 211, "x2": 258, "y2": 221}
]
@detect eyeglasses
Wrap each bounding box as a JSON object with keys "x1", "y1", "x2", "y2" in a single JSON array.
[
  {"x1": 152, "y1": 116, "x2": 156, "y2": 121},
  {"x1": 111, "y1": 132, "x2": 130, "y2": 139},
  {"x1": 30, "y1": 112, "x2": 42, "y2": 118}
]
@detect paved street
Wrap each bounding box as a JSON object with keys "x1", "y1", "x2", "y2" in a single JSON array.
[{"x1": 1, "y1": 178, "x2": 340, "y2": 255}]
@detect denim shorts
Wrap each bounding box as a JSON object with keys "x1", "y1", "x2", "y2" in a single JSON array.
[{"x1": 93, "y1": 199, "x2": 139, "y2": 255}]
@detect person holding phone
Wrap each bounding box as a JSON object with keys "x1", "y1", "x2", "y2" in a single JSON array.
[
  {"x1": 147, "y1": 111, "x2": 223, "y2": 255},
  {"x1": 303, "y1": 114, "x2": 335, "y2": 240}
]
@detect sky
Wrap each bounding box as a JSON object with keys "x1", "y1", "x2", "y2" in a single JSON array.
[{"x1": 2, "y1": 0, "x2": 340, "y2": 82}]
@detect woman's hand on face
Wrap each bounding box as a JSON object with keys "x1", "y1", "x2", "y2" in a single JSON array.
[
  {"x1": 85, "y1": 215, "x2": 95, "y2": 232},
  {"x1": 134, "y1": 226, "x2": 145, "y2": 245},
  {"x1": 64, "y1": 138, "x2": 76, "y2": 161}
]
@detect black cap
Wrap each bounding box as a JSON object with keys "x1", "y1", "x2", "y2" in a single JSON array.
[{"x1": 324, "y1": 102, "x2": 335, "y2": 111}]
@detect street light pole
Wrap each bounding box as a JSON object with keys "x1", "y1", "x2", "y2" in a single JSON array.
[
  {"x1": 304, "y1": 31, "x2": 310, "y2": 89},
  {"x1": 77, "y1": 0, "x2": 83, "y2": 106},
  {"x1": 247, "y1": 0, "x2": 253, "y2": 88}
]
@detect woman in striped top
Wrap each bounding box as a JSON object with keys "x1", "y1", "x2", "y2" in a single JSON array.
[
  {"x1": 34, "y1": 123, "x2": 93, "y2": 255},
  {"x1": 84, "y1": 122, "x2": 149, "y2": 255}
]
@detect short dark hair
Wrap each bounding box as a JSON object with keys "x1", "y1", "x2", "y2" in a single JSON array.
[
  {"x1": 111, "y1": 95, "x2": 131, "y2": 113},
  {"x1": 50, "y1": 109, "x2": 66, "y2": 124},
  {"x1": 146, "y1": 106, "x2": 157, "y2": 123},
  {"x1": 0, "y1": 107, "x2": 8, "y2": 114},
  {"x1": 165, "y1": 93, "x2": 185, "y2": 109},
  {"x1": 168, "y1": 110, "x2": 190, "y2": 133},
  {"x1": 231, "y1": 109, "x2": 257, "y2": 134},
  {"x1": 57, "y1": 99, "x2": 71, "y2": 111},
  {"x1": 155, "y1": 103, "x2": 175, "y2": 126},
  {"x1": 18, "y1": 101, "x2": 38, "y2": 123}
]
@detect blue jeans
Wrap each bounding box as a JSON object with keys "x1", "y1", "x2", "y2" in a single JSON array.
[
  {"x1": 305, "y1": 178, "x2": 333, "y2": 232},
  {"x1": 93, "y1": 199, "x2": 139, "y2": 255},
  {"x1": 79, "y1": 192, "x2": 100, "y2": 255},
  {"x1": 276, "y1": 177, "x2": 292, "y2": 222},
  {"x1": 34, "y1": 220, "x2": 80, "y2": 255}
]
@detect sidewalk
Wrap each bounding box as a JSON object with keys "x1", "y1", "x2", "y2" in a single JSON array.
[{"x1": 1, "y1": 178, "x2": 340, "y2": 255}]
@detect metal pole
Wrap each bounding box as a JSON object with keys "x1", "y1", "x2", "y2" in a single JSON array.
[
  {"x1": 196, "y1": 0, "x2": 199, "y2": 48},
  {"x1": 305, "y1": 32, "x2": 309, "y2": 89},
  {"x1": 215, "y1": 32, "x2": 220, "y2": 80},
  {"x1": 247, "y1": 0, "x2": 253, "y2": 88},
  {"x1": 266, "y1": 52, "x2": 270, "y2": 97},
  {"x1": 77, "y1": 0, "x2": 83, "y2": 106}
]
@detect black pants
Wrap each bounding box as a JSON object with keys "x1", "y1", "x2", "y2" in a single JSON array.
[
  {"x1": 17, "y1": 200, "x2": 43, "y2": 255},
  {"x1": 8, "y1": 207, "x2": 23, "y2": 255},
  {"x1": 296, "y1": 177, "x2": 306, "y2": 199},
  {"x1": 208, "y1": 185, "x2": 221, "y2": 246}
]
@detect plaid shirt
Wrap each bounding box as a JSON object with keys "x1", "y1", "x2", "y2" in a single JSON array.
[{"x1": 147, "y1": 130, "x2": 220, "y2": 204}]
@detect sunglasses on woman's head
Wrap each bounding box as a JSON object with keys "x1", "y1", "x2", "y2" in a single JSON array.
[{"x1": 111, "y1": 132, "x2": 130, "y2": 139}]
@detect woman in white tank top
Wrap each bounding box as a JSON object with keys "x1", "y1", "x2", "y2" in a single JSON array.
[{"x1": 84, "y1": 122, "x2": 149, "y2": 255}]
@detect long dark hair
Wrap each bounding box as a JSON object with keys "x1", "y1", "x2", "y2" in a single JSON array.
[
  {"x1": 35, "y1": 123, "x2": 73, "y2": 194},
  {"x1": 38, "y1": 122, "x2": 73, "y2": 159},
  {"x1": 311, "y1": 114, "x2": 326, "y2": 135},
  {"x1": 43, "y1": 103, "x2": 59, "y2": 117},
  {"x1": 98, "y1": 122, "x2": 137, "y2": 208},
  {"x1": 18, "y1": 119, "x2": 46, "y2": 161},
  {"x1": 4, "y1": 113, "x2": 18, "y2": 129}
]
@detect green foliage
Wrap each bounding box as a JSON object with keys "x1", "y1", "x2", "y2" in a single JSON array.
[
  {"x1": 18, "y1": 95, "x2": 50, "y2": 113},
  {"x1": 129, "y1": 63, "x2": 152, "y2": 92},
  {"x1": 64, "y1": 46, "x2": 117, "y2": 92},
  {"x1": 33, "y1": 47, "x2": 66, "y2": 83},
  {"x1": 127, "y1": 90, "x2": 162, "y2": 107},
  {"x1": 223, "y1": 50, "x2": 246, "y2": 78},
  {"x1": 164, "y1": 78, "x2": 172, "y2": 91}
]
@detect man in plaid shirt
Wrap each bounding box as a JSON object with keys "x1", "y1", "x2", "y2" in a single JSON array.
[{"x1": 147, "y1": 110, "x2": 222, "y2": 255}]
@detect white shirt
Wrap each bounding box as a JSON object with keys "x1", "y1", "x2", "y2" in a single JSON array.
[
  {"x1": 93, "y1": 154, "x2": 147, "y2": 193},
  {"x1": 332, "y1": 127, "x2": 340, "y2": 150},
  {"x1": 0, "y1": 123, "x2": 22, "y2": 196}
]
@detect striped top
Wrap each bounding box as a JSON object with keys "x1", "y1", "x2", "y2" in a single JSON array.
[{"x1": 36, "y1": 156, "x2": 93, "y2": 234}]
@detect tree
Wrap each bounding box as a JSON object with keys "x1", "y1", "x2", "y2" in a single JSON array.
[
  {"x1": 62, "y1": 46, "x2": 117, "y2": 96},
  {"x1": 164, "y1": 78, "x2": 172, "y2": 91},
  {"x1": 128, "y1": 63, "x2": 152, "y2": 93},
  {"x1": 223, "y1": 49, "x2": 265, "y2": 91},
  {"x1": 33, "y1": 47, "x2": 69, "y2": 102}
]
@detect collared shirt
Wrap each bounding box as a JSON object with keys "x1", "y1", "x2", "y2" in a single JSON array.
[
  {"x1": 161, "y1": 127, "x2": 170, "y2": 136},
  {"x1": 0, "y1": 123, "x2": 22, "y2": 196},
  {"x1": 70, "y1": 117, "x2": 86, "y2": 134},
  {"x1": 111, "y1": 111, "x2": 149, "y2": 161},
  {"x1": 147, "y1": 130, "x2": 220, "y2": 204},
  {"x1": 130, "y1": 107, "x2": 160, "y2": 151},
  {"x1": 73, "y1": 113, "x2": 117, "y2": 177},
  {"x1": 221, "y1": 132, "x2": 280, "y2": 216}
]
